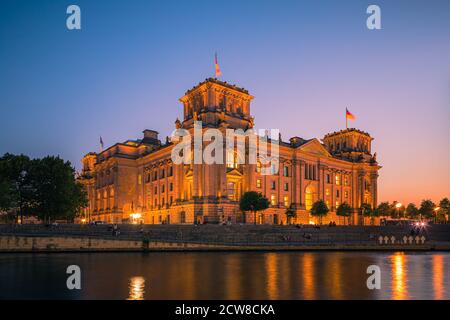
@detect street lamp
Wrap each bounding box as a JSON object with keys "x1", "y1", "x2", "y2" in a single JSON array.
[
  {"x1": 434, "y1": 207, "x2": 440, "y2": 224},
  {"x1": 395, "y1": 202, "x2": 403, "y2": 218}
]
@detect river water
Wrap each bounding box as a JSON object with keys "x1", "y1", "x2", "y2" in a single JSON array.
[{"x1": 0, "y1": 251, "x2": 448, "y2": 300}]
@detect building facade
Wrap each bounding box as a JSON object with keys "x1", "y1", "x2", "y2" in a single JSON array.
[{"x1": 79, "y1": 78, "x2": 381, "y2": 225}]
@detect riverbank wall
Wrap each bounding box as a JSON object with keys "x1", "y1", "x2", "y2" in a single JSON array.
[{"x1": 1, "y1": 224, "x2": 450, "y2": 252}]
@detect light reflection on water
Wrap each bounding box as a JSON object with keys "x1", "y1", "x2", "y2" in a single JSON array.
[
  {"x1": 0, "y1": 252, "x2": 448, "y2": 299},
  {"x1": 127, "y1": 276, "x2": 145, "y2": 300}
]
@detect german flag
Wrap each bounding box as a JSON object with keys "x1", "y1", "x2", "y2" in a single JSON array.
[
  {"x1": 346, "y1": 108, "x2": 356, "y2": 120},
  {"x1": 215, "y1": 53, "x2": 222, "y2": 78}
]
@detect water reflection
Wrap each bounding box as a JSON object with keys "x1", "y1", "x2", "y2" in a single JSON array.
[
  {"x1": 127, "y1": 276, "x2": 145, "y2": 300},
  {"x1": 433, "y1": 255, "x2": 444, "y2": 300},
  {"x1": 0, "y1": 252, "x2": 448, "y2": 299},
  {"x1": 391, "y1": 253, "x2": 408, "y2": 300}
]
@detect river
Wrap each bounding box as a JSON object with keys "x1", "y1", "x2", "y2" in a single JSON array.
[{"x1": 0, "y1": 251, "x2": 448, "y2": 299}]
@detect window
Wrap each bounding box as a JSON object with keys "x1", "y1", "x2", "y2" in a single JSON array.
[
  {"x1": 344, "y1": 191, "x2": 349, "y2": 199},
  {"x1": 138, "y1": 174, "x2": 142, "y2": 185},
  {"x1": 326, "y1": 188, "x2": 330, "y2": 196},
  {"x1": 146, "y1": 173, "x2": 151, "y2": 183},
  {"x1": 270, "y1": 163, "x2": 278, "y2": 175},
  {"x1": 335, "y1": 200, "x2": 340, "y2": 208},
  {"x1": 283, "y1": 166, "x2": 289, "y2": 177},
  {"x1": 283, "y1": 196, "x2": 289, "y2": 207},
  {"x1": 271, "y1": 181, "x2": 276, "y2": 190},
  {"x1": 305, "y1": 164, "x2": 309, "y2": 180},
  {"x1": 344, "y1": 175, "x2": 349, "y2": 186},
  {"x1": 169, "y1": 196, "x2": 173, "y2": 204},
  {"x1": 154, "y1": 199, "x2": 158, "y2": 207},
  {"x1": 270, "y1": 194, "x2": 276, "y2": 206},
  {"x1": 256, "y1": 161, "x2": 261, "y2": 173},
  {"x1": 305, "y1": 186, "x2": 313, "y2": 210},
  {"x1": 336, "y1": 190, "x2": 340, "y2": 198},
  {"x1": 326, "y1": 174, "x2": 331, "y2": 184},
  {"x1": 168, "y1": 166, "x2": 173, "y2": 177},
  {"x1": 227, "y1": 149, "x2": 237, "y2": 168},
  {"x1": 227, "y1": 182, "x2": 236, "y2": 200},
  {"x1": 160, "y1": 169, "x2": 165, "y2": 179},
  {"x1": 161, "y1": 185, "x2": 165, "y2": 193},
  {"x1": 161, "y1": 198, "x2": 165, "y2": 206},
  {"x1": 153, "y1": 171, "x2": 157, "y2": 180},
  {"x1": 169, "y1": 183, "x2": 173, "y2": 192},
  {"x1": 154, "y1": 186, "x2": 158, "y2": 195},
  {"x1": 335, "y1": 174, "x2": 341, "y2": 185},
  {"x1": 284, "y1": 183, "x2": 289, "y2": 191},
  {"x1": 256, "y1": 179, "x2": 262, "y2": 188}
]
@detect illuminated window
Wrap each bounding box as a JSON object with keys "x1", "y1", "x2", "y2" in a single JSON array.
[
  {"x1": 305, "y1": 186, "x2": 314, "y2": 210},
  {"x1": 227, "y1": 182, "x2": 236, "y2": 200},
  {"x1": 326, "y1": 188, "x2": 330, "y2": 196},
  {"x1": 283, "y1": 196, "x2": 289, "y2": 207},
  {"x1": 271, "y1": 194, "x2": 276, "y2": 206},
  {"x1": 344, "y1": 191, "x2": 349, "y2": 198},
  {"x1": 344, "y1": 175, "x2": 349, "y2": 186},
  {"x1": 138, "y1": 174, "x2": 142, "y2": 185},
  {"x1": 326, "y1": 200, "x2": 330, "y2": 208},
  {"x1": 256, "y1": 179, "x2": 262, "y2": 188},
  {"x1": 335, "y1": 201, "x2": 340, "y2": 208},
  {"x1": 256, "y1": 161, "x2": 261, "y2": 173},
  {"x1": 335, "y1": 174, "x2": 341, "y2": 185},
  {"x1": 226, "y1": 148, "x2": 237, "y2": 168}
]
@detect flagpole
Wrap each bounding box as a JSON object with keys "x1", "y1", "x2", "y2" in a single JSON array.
[{"x1": 346, "y1": 109, "x2": 348, "y2": 129}]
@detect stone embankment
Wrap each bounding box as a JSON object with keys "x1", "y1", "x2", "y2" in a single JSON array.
[{"x1": 1, "y1": 224, "x2": 449, "y2": 252}]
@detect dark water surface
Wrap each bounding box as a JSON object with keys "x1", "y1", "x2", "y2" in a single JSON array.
[{"x1": 0, "y1": 251, "x2": 449, "y2": 300}]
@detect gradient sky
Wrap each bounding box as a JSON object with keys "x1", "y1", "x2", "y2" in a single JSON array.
[{"x1": 0, "y1": 0, "x2": 449, "y2": 205}]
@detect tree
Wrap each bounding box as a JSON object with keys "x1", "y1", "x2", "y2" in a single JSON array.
[
  {"x1": 419, "y1": 199, "x2": 435, "y2": 219},
  {"x1": 310, "y1": 200, "x2": 329, "y2": 225},
  {"x1": 405, "y1": 203, "x2": 419, "y2": 219},
  {"x1": 0, "y1": 153, "x2": 35, "y2": 223},
  {"x1": 30, "y1": 156, "x2": 87, "y2": 223},
  {"x1": 360, "y1": 203, "x2": 376, "y2": 225},
  {"x1": 336, "y1": 202, "x2": 352, "y2": 225},
  {"x1": 284, "y1": 205, "x2": 296, "y2": 225},
  {"x1": 375, "y1": 202, "x2": 391, "y2": 218},
  {"x1": 438, "y1": 198, "x2": 450, "y2": 222},
  {"x1": 239, "y1": 191, "x2": 269, "y2": 225}
]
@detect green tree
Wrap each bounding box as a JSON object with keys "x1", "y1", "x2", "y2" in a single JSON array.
[
  {"x1": 419, "y1": 199, "x2": 435, "y2": 220},
  {"x1": 310, "y1": 200, "x2": 329, "y2": 225},
  {"x1": 0, "y1": 153, "x2": 35, "y2": 223},
  {"x1": 375, "y1": 202, "x2": 391, "y2": 217},
  {"x1": 360, "y1": 203, "x2": 376, "y2": 225},
  {"x1": 30, "y1": 156, "x2": 87, "y2": 223},
  {"x1": 336, "y1": 202, "x2": 352, "y2": 225},
  {"x1": 239, "y1": 191, "x2": 269, "y2": 225},
  {"x1": 438, "y1": 198, "x2": 450, "y2": 222},
  {"x1": 405, "y1": 203, "x2": 419, "y2": 219},
  {"x1": 284, "y1": 205, "x2": 296, "y2": 225}
]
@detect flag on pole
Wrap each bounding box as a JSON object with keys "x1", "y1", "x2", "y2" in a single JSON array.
[
  {"x1": 100, "y1": 136, "x2": 104, "y2": 151},
  {"x1": 345, "y1": 108, "x2": 356, "y2": 129},
  {"x1": 214, "y1": 52, "x2": 222, "y2": 78}
]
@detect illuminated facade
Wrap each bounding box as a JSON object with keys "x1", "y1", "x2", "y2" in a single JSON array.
[{"x1": 79, "y1": 78, "x2": 381, "y2": 225}]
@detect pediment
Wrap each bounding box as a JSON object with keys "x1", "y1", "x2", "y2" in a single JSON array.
[
  {"x1": 298, "y1": 139, "x2": 331, "y2": 157},
  {"x1": 226, "y1": 168, "x2": 243, "y2": 176}
]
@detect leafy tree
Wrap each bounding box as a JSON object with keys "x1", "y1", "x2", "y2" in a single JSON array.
[
  {"x1": 359, "y1": 203, "x2": 376, "y2": 225},
  {"x1": 438, "y1": 198, "x2": 450, "y2": 222},
  {"x1": 284, "y1": 205, "x2": 296, "y2": 225},
  {"x1": 419, "y1": 199, "x2": 435, "y2": 219},
  {"x1": 30, "y1": 156, "x2": 87, "y2": 223},
  {"x1": 239, "y1": 191, "x2": 269, "y2": 225},
  {"x1": 375, "y1": 202, "x2": 391, "y2": 217},
  {"x1": 336, "y1": 202, "x2": 352, "y2": 225},
  {"x1": 405, "y1": 203, "x2": 419, "y2": 219},
  {"x1": 310, "y1": 200, "x2": 329, "y2": 225},
  {"x1": 0, "y1": 153, "x2": 35, "y2": 223}
]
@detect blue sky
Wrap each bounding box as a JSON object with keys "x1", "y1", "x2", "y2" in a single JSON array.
[{"x1": 0, "y1": 0, "x2": 449, "y2": 204}]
